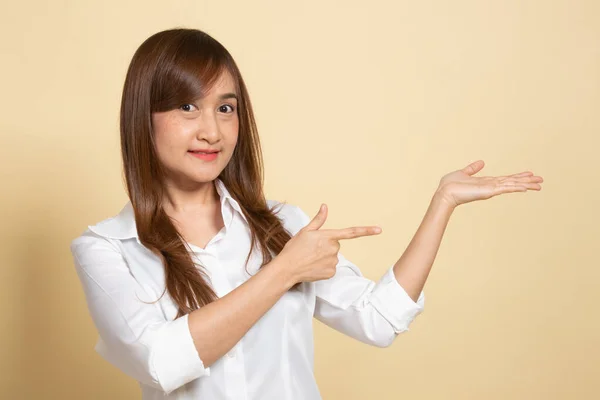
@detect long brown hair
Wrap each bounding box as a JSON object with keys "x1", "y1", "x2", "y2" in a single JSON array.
[{"x1": 120, "y1": 28, "x2": 293, "y2": 318}]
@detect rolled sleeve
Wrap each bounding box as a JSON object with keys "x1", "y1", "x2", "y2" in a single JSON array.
[
  {"x1": 287, "y1": 203, "x2": 426, "y2": 348},
  {"x1": 70, "y1": 232, "x2": 210, "y2": 395},
  {"x1": 313, "y1": 253, "x2": 426, "y2": 348},
  {"x1": 369, "y1": 265, "x2": 425, "y2": 334},
  {"x1": 151, "y1": 314, "x2": 211, "y2": 394}
]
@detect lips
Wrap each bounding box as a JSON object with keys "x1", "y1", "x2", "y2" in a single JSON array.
[
  {"x1": 189, "y1": 150, "x2": 219, "y2": 154},
  {"x1": 188, "y1": 150, "x2": 220, "y2": 161}
]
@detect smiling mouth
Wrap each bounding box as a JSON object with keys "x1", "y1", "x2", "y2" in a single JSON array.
[{"x1": 188, "y1": 151, "x2": 220, "y2": 161}]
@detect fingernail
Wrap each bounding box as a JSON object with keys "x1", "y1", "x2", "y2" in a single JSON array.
[{"x1": 374, "y1": 227, "x2": 382, "y2": 233}]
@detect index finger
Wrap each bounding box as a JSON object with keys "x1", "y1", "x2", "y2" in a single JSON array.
[{"x1": 321, "y1": 226, "x2": 382, "y2": 240}]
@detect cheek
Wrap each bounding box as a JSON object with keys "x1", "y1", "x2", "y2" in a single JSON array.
[
  {"x1": 226, "y1": 120, "x2": 240, "y2": 145},
  {"x1": 230, "y1": 130, "x2": 239, "y2": 145},
  {"x1": 154, "y1": 119, "x2": 190, "y2": 155},
  {"x1": 154, "y1": 132, "x2": 175, "y2": 159},
  {"x1": 153, "y1": 131, "x2": 190, "y2": 171},
  {"x1": 152, "y1": 116, "x2": 173, "y2": 160}
]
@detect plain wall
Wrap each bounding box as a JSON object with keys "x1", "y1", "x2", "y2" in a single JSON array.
[{"x1": 1, "y1": 1, "x2": 598, "y2": 399}]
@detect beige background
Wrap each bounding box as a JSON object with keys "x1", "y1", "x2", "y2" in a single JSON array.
[{"x1": 1, "y1": 1, "x2": 599, "y2": 399}]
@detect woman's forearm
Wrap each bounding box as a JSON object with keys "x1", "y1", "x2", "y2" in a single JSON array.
[
  {"x1": 187, "y1": 192, "x2": 452, "y2": 365},
  {"x1": 392, "y1": 192, "x2": 455, "y2": 302},
  {"x1": 187, "y1": 258, "x2": 294, "y2": 367}
]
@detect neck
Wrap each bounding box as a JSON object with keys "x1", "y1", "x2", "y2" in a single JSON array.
[{"x1": 162, "y1": 178, "x2": 220, "y2": 214}]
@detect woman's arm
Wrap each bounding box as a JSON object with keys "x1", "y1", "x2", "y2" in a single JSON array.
[
  {"x1": 187, "y1": 256, "x2": 294, "y2": 365},
  {"x1": 309, "y1": 161, "x2": 541, "y2": 347},
  {"x1": 392, "y1": 193, "x2": 453, "y2": 302},
  {"x1": 71, "y1": 234, "x2": 295, "y2": 395},
  {"x1": 283, "y1": 205, "x2": 425, "y2": 348},
  {"x1": 394, "y1": 159, "x2": 543, "y2": 301}
]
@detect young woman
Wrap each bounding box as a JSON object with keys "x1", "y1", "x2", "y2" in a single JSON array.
[{"x1": 70, "y1": 28, "x2": 543, "y2": 399}]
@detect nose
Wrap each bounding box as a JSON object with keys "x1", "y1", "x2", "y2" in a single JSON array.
[{"x1": 196, "y1": 109, "x2": 220, "y2": 143}]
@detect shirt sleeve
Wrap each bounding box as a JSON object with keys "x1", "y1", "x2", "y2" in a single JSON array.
[
  {"x1": 70, "y1": 231, "x2": 210, "y2": 395},
  {"x1": 291, "y1": 205, "x2": 425, "y2": 348}
]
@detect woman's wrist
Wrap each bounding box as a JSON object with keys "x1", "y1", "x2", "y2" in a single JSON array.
[
  {"x1": 432, "y1": 188, "x2": 457, "y2": 214},
  {"x1": 262, "y1": 256, "x2": 297, "y2": 292}
]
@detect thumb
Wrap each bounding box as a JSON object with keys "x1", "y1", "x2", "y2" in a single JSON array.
[
  {"x1": 462, "y1": 160, "x2": 485, "y2": 176},
  {"x1": 305, "y1": 204, "x2": 328, "y2": 231}
]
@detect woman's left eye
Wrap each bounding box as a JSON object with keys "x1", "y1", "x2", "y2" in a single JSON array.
[{"x1": 219, "y1": 104, "x2": 236, "y2": 113}]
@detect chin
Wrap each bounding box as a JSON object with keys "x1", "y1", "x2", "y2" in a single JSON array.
[{"x1": 190, "y1": 170, "x2": 223, "y2": 183}]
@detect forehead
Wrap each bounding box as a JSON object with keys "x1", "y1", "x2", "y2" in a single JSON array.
[{"x1": 205, "y1": 70, "x2": 237, "y2": 95}]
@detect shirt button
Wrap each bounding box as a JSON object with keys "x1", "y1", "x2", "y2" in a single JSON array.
[{"x1": 227, "y1": 349, "x2": 235, "y2": 358}]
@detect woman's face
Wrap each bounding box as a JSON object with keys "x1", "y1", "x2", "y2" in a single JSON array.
[{"x1": 152, "y1": 70, "x2": 239, "y2": 187}]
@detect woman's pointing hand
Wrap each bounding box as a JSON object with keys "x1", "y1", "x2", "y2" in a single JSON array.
[{"x1": 276, "y1": 204, "x2": 381, "y2": 285}]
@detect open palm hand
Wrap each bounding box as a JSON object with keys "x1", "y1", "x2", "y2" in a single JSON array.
[{"x1": 436, "y1": 160, "x2": 543, "y2": 208}]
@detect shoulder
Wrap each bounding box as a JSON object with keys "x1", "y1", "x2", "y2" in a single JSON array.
[
  {"x1": 71, "y1": 202, "x2": 137, "y2": 254},
  {"x1": 266, "y1": 199, "x2": 311, "y2": 235},
  {"x1": 70, "y1": 227, "x2": 122, "y2": 264},
  {"x1": 70, "y1": 207, "x2": 128, "y2": 262}
]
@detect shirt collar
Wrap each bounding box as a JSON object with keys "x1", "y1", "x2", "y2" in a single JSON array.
[{"x1": 87, "y1": 178, "x2": 247, "y2": 240}]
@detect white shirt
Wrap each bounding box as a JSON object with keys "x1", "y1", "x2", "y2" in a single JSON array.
[{"x1": 70, "y1": 178, "x2": 425, "y2": 400}]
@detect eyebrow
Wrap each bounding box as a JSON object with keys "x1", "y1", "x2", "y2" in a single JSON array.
[{"x1": 218, "y1": 93, "x2": 238, "y2": 101}]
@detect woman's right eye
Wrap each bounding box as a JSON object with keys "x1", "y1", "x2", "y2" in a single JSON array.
[{"x1": 179, "y1": 104, "x2": 198, "y2": 112}]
